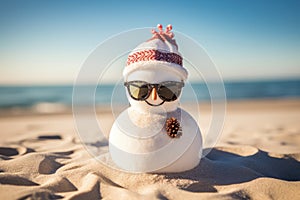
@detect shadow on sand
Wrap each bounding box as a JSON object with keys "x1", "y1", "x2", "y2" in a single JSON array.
[{"x1": 164, "y1": 147, "x2": 300, "y2": 192}]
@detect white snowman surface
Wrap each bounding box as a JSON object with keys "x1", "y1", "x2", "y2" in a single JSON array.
[
  {"x1": 108, "y1": 24, "x2": 202, "y2": 172},
  {"x1": 109, "y1": 67, "x2": 202, "y2": 173}
]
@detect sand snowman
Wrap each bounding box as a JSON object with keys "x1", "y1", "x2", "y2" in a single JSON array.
[{"x1": 109, "y1": 24, "x2": 202, "y2": 173}]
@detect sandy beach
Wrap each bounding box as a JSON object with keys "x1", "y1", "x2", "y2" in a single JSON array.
[{"x1": 0, "y1": 99, "x2": 300, "y2": 199}]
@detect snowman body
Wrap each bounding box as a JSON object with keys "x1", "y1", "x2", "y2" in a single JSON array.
[{"x1": 109, "y1": 107, "x2": 202, "y2": 172}]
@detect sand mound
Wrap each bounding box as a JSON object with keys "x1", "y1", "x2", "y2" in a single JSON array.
[{"x1": 0, "y1": 132, "x2": 299, "y2": 199}]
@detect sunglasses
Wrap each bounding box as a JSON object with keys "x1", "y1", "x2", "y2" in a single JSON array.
[{"x1": 124, "y1": 81, "x2": 184, "y2": 102}]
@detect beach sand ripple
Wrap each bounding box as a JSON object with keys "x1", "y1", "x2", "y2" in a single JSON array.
[{"x1": 0, "y1": 100, "x2": 300, "y2": 199}]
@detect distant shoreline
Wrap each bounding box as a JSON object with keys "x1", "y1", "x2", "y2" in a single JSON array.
[
  {"x1": 0, "y1": 98, "x2": 299, "y2": 117},
  {"x1": 0, "y1": 79, "x2": 300, "y2": 111}
]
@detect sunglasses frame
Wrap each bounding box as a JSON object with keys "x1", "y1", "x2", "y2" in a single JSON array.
[{"x1": 124, "y1": 80, "x2": 184, "y2": 102}]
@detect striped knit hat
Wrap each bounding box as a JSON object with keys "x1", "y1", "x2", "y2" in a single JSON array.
[{"x1": 123, "y1": 24, "x2": 188, "y2": 81}]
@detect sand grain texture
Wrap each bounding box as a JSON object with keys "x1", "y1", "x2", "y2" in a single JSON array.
[{"x1": 0, "y1": 100, "x2": 300, "y2": 200}]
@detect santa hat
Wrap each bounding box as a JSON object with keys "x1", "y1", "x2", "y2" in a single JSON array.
[{"x1": 123, "y1": 24, "x2": 188, "y2": 81}]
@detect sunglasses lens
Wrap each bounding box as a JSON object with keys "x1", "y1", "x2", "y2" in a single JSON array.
[
  {"x1": 159, "y1": 83, "x2": 182, "y2": 101},
  {"x1": 126, "y1": 81, "x2": 183, "y2": 102},
  {"x1": 128, "y1": 83, "x2": 149, "y2": 100}
]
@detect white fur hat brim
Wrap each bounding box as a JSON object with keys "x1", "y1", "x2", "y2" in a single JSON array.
[{"x1": 123, "y1": 60, "x2": 188, "y2": 81}]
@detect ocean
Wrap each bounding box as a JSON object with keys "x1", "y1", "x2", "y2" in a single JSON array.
[{"x1": 0, "y1": 79, "x2": 299, "y2": 110}]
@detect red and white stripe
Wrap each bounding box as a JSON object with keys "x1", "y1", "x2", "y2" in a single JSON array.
[{"x1": 127, "y1": 49, "x2": 183, "y2": 66}]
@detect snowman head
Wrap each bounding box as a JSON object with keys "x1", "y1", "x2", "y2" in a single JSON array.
[{"x1": 123, "y1": 24, "x2": 188, "y2": 113}]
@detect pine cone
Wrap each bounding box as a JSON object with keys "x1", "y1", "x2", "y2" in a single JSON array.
[{"x1": 165, "y1": 117, "x2": 182, "y2": 138}]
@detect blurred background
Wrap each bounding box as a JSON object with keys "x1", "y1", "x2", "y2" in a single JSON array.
[{"x1": 0, "y1": 0, "x2": 299, "y2": 114}]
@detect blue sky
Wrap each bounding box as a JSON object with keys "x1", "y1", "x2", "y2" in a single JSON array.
[{"x1": 0, "y1": 0, "x2": 299, "y2": 84}]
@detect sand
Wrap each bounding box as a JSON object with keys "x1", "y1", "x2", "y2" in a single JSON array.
[{"x1": 0, "y1": 99, "x2": 300, "y2": 200}]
